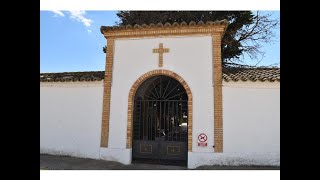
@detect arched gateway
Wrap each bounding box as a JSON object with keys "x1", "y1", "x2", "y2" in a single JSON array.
[
  {"x1": 133, "y1": 75, "x2": 188, "y2": 163},
  {"x1": 126, "y1": 70, "x2": 193, "y2": 164}
]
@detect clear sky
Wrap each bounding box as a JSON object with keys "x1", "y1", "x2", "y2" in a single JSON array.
[{"x1": 40, "y1": 11, "x2": 279, "y2": 73}]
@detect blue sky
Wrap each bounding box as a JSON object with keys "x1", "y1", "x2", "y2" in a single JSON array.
[{"x1": 40, "y1": 11, "x2": 279, "y2": 73}]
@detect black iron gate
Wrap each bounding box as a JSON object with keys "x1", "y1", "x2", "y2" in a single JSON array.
[{"x1": 132, "y1": 76, "x2": 188, "y2": 163}]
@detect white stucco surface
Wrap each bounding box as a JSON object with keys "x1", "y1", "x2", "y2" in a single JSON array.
[
  {"x1": 187, "y1": 82, "x2": 280, "y2": 168},
  {"x1": 40, "y1": 82, "x2": 104, "y2": 159},
  {"x1": 108, "y1": 36, "x2": 215, "y2": 154},
  {"x1": 100, "y1": 148, "x2": 132, "y2": 165},
  {"x1": 223, "y1": 82, "x2": 280, "y2": 153},
  {"x1": 188, "y1": 152, "x2": 280, "y2": 169}
]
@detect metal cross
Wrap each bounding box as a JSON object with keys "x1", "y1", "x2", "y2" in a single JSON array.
[{"x1": 153, "y1": 43, "x2": 169, "y2": 67}]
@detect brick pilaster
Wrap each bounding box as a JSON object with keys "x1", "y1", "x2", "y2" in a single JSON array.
[
  {"x1": 212, "y1": 33, "x2": 223, "y2": 152},
  {"x1": 100, "y1": 38, "x2": 115, "y2": 147}
]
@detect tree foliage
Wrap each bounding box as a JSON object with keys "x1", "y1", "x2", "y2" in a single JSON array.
[{"x1": 115, "y1": 11, "x2": 279, "y2": 67}]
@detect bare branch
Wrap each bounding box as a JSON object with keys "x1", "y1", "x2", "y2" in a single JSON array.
[{"x1": 227, "y1": 11, "x2": 279, "y2": 66}]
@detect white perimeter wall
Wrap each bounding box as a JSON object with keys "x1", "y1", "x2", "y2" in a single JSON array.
[
  {"x1": 39, "y1": 36, "x2": 280, "y2": 168},
  {"x1": 223, "y1": 82, "x2": 280, "y2": 153},
  {"x1": 40, "y1": 82, "x2": 103, "y2": 159},
  {"x1": 189, "y1": 82, "x2": 280, "y2": 168}
]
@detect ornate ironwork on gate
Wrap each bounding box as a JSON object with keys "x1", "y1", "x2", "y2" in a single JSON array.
[{"x1": 132, "y1": 75, "x2": 188, "y2": 164}]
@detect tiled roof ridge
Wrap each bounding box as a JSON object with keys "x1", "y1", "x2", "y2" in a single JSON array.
[
  {"x1": 40, "y1": 71, "x2": 105, "y2": 82},
  {"x1": 40, "y1": 67, "x2": 280, "y2": 83},
  {"x1": 223, "y1": 67, "x2": 279, "y2": 69},
  {"x1": 40, "y1": 71, "x2": 105, "y2": 75},
  {"x1": 222, "y1": 67, "x2": 280, "y2": 82},
  {"x1": 100, "y1": 20, "x2": 228, "y2": 34}
]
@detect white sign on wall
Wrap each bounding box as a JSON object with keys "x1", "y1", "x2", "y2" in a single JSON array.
[{"x1": 197, "y1": 133, "x2": 208, "y2": 147}]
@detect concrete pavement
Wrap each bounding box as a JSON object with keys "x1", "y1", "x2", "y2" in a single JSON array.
[{"x1": 40, "y1": 154, "x2": 280, "y2": 170}]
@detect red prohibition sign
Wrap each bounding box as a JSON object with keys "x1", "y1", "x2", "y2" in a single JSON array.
[{"x1": 198, "y1": 133, "x2": 207, "y2": 142}]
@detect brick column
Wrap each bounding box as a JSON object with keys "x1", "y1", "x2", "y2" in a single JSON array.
[
  {"x1": 212, "y1": 33, "x2": 223, "y2": 152},
  {"x1": 100, "y1": 38, "x2": 115, "y2": 147}
]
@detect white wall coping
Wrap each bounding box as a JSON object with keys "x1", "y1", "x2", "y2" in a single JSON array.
[
  {"x1": 223, "y1": 81, "x2": 280, "y2": 89},
  {"x1": 40, "y1": 81, "x2": 104, "y2": 88}
]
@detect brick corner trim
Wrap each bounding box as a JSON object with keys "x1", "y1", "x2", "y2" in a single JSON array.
[
  {"x1": 212, "y1": 33, "x2": 223, "y2": 152},
  {"x1": 100, "y1": 38, "x2": 115, "y2": 147},
  {"x1": 126, "y1": 69, "x2": 193, "y2": 152}
]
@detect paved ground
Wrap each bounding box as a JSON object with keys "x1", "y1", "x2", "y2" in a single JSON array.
[{"x1": 40, "y1": 154, "x2": 280, "y2": 170}]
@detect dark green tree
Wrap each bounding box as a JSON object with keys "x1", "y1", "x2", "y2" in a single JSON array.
[{"x1": 115, "y1": 11, "x2": 279, "y2": 67}]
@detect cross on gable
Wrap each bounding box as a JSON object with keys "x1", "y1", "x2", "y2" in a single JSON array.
[{"x1": 153, "y1": 43, "x2": 169, "y2": 67}]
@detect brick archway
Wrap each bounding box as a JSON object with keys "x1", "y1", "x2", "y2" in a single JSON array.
[{"x1": 126, "y1": 69, "x2": 193, "y2": 151}]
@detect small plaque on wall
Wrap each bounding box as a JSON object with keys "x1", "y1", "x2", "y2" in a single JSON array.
[{"x1": 197, "y1": 133, "x2": 208, "y2": 147}]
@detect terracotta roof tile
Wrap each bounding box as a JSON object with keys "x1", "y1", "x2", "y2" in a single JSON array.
[
  {"x1": 222, "y1": 67, "x2": 280, "y2": 82},
  {"x1": 100, "y1": 20, "x2": 228, "y2": 34},
  {"x1": 40, "y1": 71, "x2": 105, "y2": 82},
  {"x1": 40, "y1": 68, "x2": 280, "y2": 83}
]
